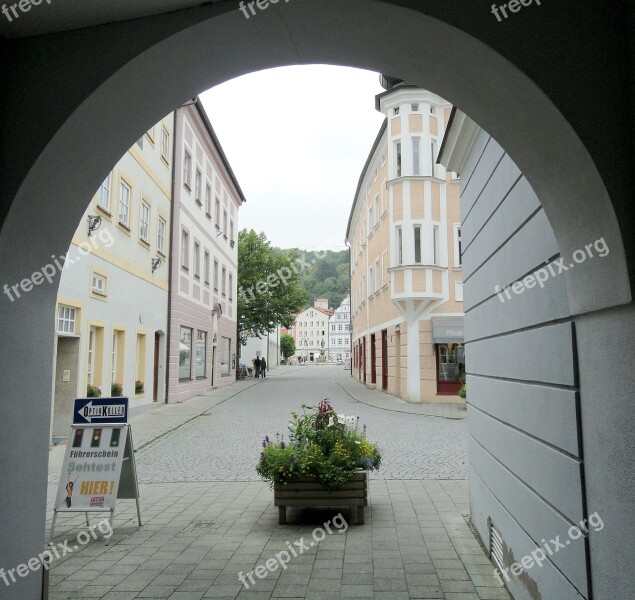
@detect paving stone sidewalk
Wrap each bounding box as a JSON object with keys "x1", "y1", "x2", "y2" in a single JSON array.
[
  {"x1": 44, "y1": 366, "x2": 509, "y2": 600},
  {"x1": 336, "y1": 373, "x2": 467, "y2": 420}
]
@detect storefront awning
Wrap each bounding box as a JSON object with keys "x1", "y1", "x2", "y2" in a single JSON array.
[{"x1": 431, "y1": 317, "x2": 464, "y2": 343}]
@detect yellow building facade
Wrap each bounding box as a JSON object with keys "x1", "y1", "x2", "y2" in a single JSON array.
[{"x1": 347, "y1": 82, "x2": 464, "y2": 403}]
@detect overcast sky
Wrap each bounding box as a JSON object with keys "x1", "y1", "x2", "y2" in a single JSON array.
[{"x1": 200, "y1": 65, "x2": 385, "y2": 251}]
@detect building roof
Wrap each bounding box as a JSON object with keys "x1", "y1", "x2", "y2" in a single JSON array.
[
  {"x1": 191, "y1": 97, "x2": 247, "y2": 205},
  {"x1": 345, "y1": 119, "x2": 387, "y2": 240}
]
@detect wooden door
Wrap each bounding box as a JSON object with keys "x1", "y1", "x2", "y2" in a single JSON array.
[
  {"x1": 153, "y1": 333, "x2": 160, "y2": 402},
  {"x1": 381, "y1": 330, "x2": 388, "y2": 390}
]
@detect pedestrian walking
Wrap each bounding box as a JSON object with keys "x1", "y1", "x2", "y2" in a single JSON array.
[
  {"x1": 254, "y1": 356, "x2": 261, "y2": 379},
  {"x1": 260, "y1": 357, "x2": 267, "y2": 378}
]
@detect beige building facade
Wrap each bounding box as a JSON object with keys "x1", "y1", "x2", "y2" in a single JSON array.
[
  {"x1": 292, "y1": 298, "x2": 334, "y2": 362},
  {"x1": 347, "y1": 81, "x2": 464, "y2": 403}
]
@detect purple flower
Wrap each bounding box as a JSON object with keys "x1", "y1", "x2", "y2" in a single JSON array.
[
  {"x1": 262, "y1": 435, "x2": 271, "y2": 448},
  {"x1": 280, "y1": 441, "x2": 286, "y2": 450}
]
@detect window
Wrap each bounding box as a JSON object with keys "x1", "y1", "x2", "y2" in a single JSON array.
[
  {"x1": 146, "y1": 127, "x2": 154, "y2": 142},
  {"x1": 213, "y1": 259, "x2": 219, "y2": 291},
  {"x1": 215, "y1": 197, "x2": 221, "y2": 225},
  {"x1": 433, "y1": 225, "x2": 440, "y2": 266},
  {"x1": 223, "y1": 210, "x2": 228, "y2": 237},
  {"x1": 111, "y1": 330, "x2": 125, "y2": 388},
  {"x1": 87, "y1": 327, "x2": 95, "y2": 385},
  {"x1": 57, "y1": 305, "x2": 76, "y2": 334},
  {"x1": 205, "y1": 183, "x2": 212, "y2": 215},
  {"x1": 374, "y1": 195, "x2": 380, "y2": 225},
  {"x1": 111, "y1": 332, "x2": 118, "y2": 386},
  {"x1": 158, "y1": 216, "x2": 166, "y2": 254},
  {"x1": 230, "y1": 219, "x2": 234, "y2": 243},
  {"x1": 181, "y1": 230, "x2": 189, "y2": 269},
  {"x1": 454, "y1": 224, "x2": 463, "y2": 267},
  {"x1": 414, "y1": 225, "x2": 422, "y2": 264},
  {"x1": 97, "y1": 174, "x2": 111, "y2": 212},
  {"x1": 368, "y1": 267, "x2": 373, "y2": 296},
  {"x1": 161, "y1": 127, "x2": 169, "y2": 162},
  {"x1": 368, "y1": 207, "x2": 373, "y2": 231},
  {"x1": 204, "y1": 250, "x2": 210, "y2": 285},
  {"x1": 338, "y1": 324, "x2": 343, "y2": 331},
  {"x1": 395, "y1": 142, "x2": 402, "y2": 177},
  {"x1": 140, "y1": 201, "x2": 150, "y2": 242},
  {"x1": 195, "y1": 168, "x2": 202, "y2": 204},
  {"x1": 92, "y1": 273, "x2": 106, "y2": 295},
  {"x1": 193, "y1": 242, "x2": 200, "y2": 278},
  {"x1": 374, "y1": 167, "x2": 378, "y2": 181},
  {"x1": 87, "y1": 325, "x2": 104, "y2": 387},
  {"x1": 136, "y1": 137, "x2": 143, "y2": 150},
  {"x1": 220, "y1": 336, "x2": 231, "y2": 376},
  {"x1": 411, "y1": 103, "x2": 419, "y2": 112},
  {"x1": 118, "y1": 180, "x2": 131, "y2": 227},
  {"x1": 394, "y1": 107, "x2": 400, "y2": 115},
  {"x1": 430, "y1": 139, "x2": 438, "y2": 177},
  {"x1": 375, "y1": 258, "x2": 380, "y2": 291},
  {"x1": 412, "y1": 137, "x2": 420, "y2": 176},
  {"x1": 229, "y1": 273, "x2": 233, "y2": 300},
  {"x1": 135, "y1": 333, "x2": 146, "y2": 394},
  {"x1": 430, "y1": 105, "x2": 437, "y2": 116},
  {"x1": 179, "y1": 326, "x2": 192, "y2": 380},
  {"x1": 396, "y1": 226, "x2": 403, "y2": 265},
  {"x1": 195, "y1": 331, "x2": 207, "y2": 378},
  {"x1": 183, "y1": 150, "x2": 192, "y2": 188}
]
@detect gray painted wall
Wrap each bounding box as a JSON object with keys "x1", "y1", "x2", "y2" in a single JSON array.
[
  {"x1": 461, "y1": 131, "x2": 588, "y2": 600},
  {"x1": 461, "y1": 131, "x2": 634, "y2": 599}
]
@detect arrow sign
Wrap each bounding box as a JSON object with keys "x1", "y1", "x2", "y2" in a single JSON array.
[{"x1": 74, "y1": 398, "x2": 129, "y2": 425}]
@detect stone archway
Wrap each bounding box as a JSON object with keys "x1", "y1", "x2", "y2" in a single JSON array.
[{"x1": 0, "y1": 2, "x2": 632, "y2": 598}]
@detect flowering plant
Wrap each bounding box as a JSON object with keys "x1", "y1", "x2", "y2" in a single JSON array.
[
  {"x1": 86, "y1": 384, "x2": 102, "y2": 398},
  {"x1": 256, "y1": 400, "x2": 382, "y2": 489}
]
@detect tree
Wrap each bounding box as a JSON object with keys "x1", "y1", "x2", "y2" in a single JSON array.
[
  {"x1": 237, "y1": 229, "x2": 308, "y2": 345},
  {"x1": 280, "y1": 334, "x2": 296, "y2": 360}
]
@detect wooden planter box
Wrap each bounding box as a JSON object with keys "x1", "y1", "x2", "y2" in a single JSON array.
[{"x1": 274, "y1": 471, "x2": 368, "y2": 525}]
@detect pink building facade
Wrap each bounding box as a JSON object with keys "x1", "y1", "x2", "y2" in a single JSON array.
[{"x1": 167, "y1": 99, "x2": 245, "y2": 403}]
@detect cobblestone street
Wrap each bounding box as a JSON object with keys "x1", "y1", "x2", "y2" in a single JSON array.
[
  {"x1": 134, "y1": 367, "x2": 468, "y2": 483},
  {"x1": 44, "y1": 366, "x2": 508, "y2": 600}
]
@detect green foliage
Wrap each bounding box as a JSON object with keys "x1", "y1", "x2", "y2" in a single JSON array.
[
  {"x1": 111, "y1": 382, "x2": 123, "y2": 397},
  {"x1": 280, "y1": 334, "x2": 296, "y2": 359},
  {"x1": 256, "y1": 401, "x2": 382, "y2": 490},
  {"x1": 238, "y1": 230, "x2": 308, "y2": 344},
  {"x1": 273, "y1": 248, "x2": 350, "y2": 309},
  {"x1": 459, "y1": 383, "x2": 467, "y2": 399},
  {"x1": 135, "y1": 380, "x2": 144, "y2": 394},
  {"x1": 86, "y1": 384, "x2": 101, "y2": 398}
]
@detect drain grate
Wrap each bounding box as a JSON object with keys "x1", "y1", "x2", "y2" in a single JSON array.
[{"x1": 183, "y1": 521, "x2": 219, "y2": 533}]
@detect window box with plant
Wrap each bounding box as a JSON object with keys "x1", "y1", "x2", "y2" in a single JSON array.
[
  {"x1": 87, "y1": 384, "x2": 102, "y2": 397},
  {"x1": 111, "y1": 382, "x2": 123, "y2": 397},
  {"x1": 256, "y1": 400, "x2": 382, "y2": 525},
  {"x1": 135, "y1": 380, "x2": 144, "y2": 394}
]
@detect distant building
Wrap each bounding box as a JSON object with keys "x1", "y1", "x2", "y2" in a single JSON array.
[
  {"x1": 328, "y1": 294, "x2": 351, "y2": 362},
  {"x1": 52, "y1": 114, "x2": 174, "y2": 438},
  {"x1": 346, "y1": 81, "x2": 464, "y2": 403},
  {"x1": 293, "y1": 298, "x2": 334, "y2": 362},
  {"x1": 167, "y1": 98, "x2": 245, "y2": 402},
  {"x1": 241, "y1": 327, "x2": 282, "y2": 371}
]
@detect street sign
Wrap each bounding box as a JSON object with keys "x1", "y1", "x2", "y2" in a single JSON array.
[{"x1": 74, "y1": 397, "x2": 129, "y2": 425}]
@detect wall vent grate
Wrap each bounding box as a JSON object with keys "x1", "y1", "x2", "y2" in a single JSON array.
[{"x1": 490, "y1": 520, "x2": 505, "y2": 573}]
